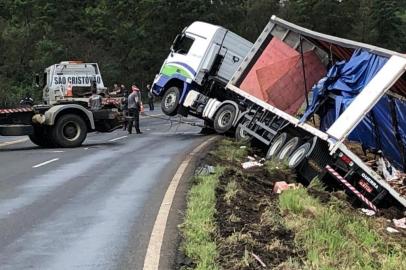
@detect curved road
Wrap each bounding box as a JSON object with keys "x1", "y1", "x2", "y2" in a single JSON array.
[{"x1": 0, "y1": 111, "x2": 205, "y2": 269}]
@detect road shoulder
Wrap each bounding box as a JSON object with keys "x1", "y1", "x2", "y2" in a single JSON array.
[{"x1": 150, "y1": 136, "x2": 218, "y2": 270}]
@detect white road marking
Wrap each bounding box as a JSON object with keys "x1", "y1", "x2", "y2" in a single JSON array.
[
  {"x1": 32, "y1": 158, "x2": 59, "y2": 168},
  {"x1": 108, "y1": 135, "x2": 128, "y2": 142},
  {"x1": 0, "y1": 138, "x2": 28, "y2": 147},
  {"x1": 143, "y1": 136, "x2": 217, "y2": 270}
]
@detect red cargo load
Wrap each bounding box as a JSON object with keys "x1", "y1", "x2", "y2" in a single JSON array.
[{"x1": 239, "y1": 38, "x2": 326, "y2": 115}]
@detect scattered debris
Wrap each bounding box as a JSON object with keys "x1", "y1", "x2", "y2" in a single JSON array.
[
  {"x1": 360, "y1": 208, "x2": 376, "y2": 216},
  {"x1": 252, "y1": 253, "x2": 266, "y2": 268},
  {"x1": 386, "y1": 227, "x2": 400, "y2": 233},
  {"x1": 239, "y1": 146, "x2": 247, "y2": 149},
  {"x1": 273, "y1": 181, "x2": 301, "y2": 194},
  {"x1": 196, "y1": 165, "x2": 215, "y2": 175},
  {"x1": 241, "y1": 161, "x2": 263, "y2": 169},
  {"x1": 376, "y1": 156, "x2": 401, "y2": 182},
  {"x1": 393, "y1": 217, "x2": 406, "y2": 229}
]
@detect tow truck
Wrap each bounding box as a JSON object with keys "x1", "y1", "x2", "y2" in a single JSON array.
[{"x1": 0, "y1": 61, "x2": 122, "y2": 148}]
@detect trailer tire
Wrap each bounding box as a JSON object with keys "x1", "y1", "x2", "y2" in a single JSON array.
[
  {"x1": 161, "y1": 86, "x2": 181, "y2": 116},
  {"x1": 235, "y1": 119, "x2": 251, "y2": 142},
  {"x1": 277, "y1": 137, "x2": 300, "y2": 161},
  {"x1": 266, "y1": 132, "x2": 287, "y2": 159},
  {"x1": 288, "y1": 142, "x2": 311, "y2": 168},
  {"x1": 29, "y1": 126, "x2": 54, "y2": 147},
  {"x1": 0, "y1": 124, "x2": 33, "y2": 136},
  {"x1": 213, "y1": 104, "x2": 237, "y2": 134},
  {"x1": 51, "y1": 114, "x2": 87, "y2": 148}
]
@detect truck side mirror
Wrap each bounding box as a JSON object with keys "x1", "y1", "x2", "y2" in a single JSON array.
[
  {"x1": 171, "y1": 34, "x2": 181, "y2": 53},
  {"x1": 35, "y1": 74, "x2": 40, "y2": 87}
]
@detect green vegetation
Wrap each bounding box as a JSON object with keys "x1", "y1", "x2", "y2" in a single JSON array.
[
  {"x1": 279, "y1": 188, "x2": 406, "y2": 270},
  {"x1": 213, "y1": 138, "x2": 248, "y2": 163},
  {"x1": 1, "y1": 1, "x2": 405, "y2": 106},
  {"x1": 182, "y1": 139, "x2": 405, "y2": 269},
  {"x1": 180, "y1": 166, "x2": 223, "y2": 270}
]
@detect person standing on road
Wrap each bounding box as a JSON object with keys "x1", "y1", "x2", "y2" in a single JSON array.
[
  {"x1": 122, "y1": 89, "x2": 129, "y2": 130},
  {"x1": 127, "y1": 85, "x2": 142, "y2": 134},
  {"x1": 146, "y1": 84, "x2": 154, "y2": 111},
  {"x1": 88, "y1": 80, "x2": 102, "y2": 110}
]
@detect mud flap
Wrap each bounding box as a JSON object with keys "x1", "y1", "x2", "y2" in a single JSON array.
[{"x1": 0, "y1": 124, "x2": 33, "y2": 136}]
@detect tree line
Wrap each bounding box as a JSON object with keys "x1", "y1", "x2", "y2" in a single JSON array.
[{"x1": 0, "y1": 0, "x2": 405, "y2": 106}]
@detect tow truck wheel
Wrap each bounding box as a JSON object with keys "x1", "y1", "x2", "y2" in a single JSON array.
[
  {"x1": 288, "y1": 142, "x2": 311, "y2": 168},
  {"x1": 161, "y1": 86, "x2": 181, "y2": 116},
  {"x1": 266, "y1": 133, "x2": 287, "y2": 159},
  {"x1": 235, "y1": 119, "x2": 251, "y2": 142},
  {"x1": 51, "y1": 114, "x2": 87, "y2": 148},
  {"x1": 214, "y1": 104, "x2": 237, "y2": 134},
  {"x1": 277, "y1": 137, "x2": 300, "y2": 161},
  {"x1": 29, "y1": 126, "x2": 54, "y2": 147}
]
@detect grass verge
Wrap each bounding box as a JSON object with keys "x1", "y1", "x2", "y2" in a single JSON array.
[
  {"x1": 180, "y1": 139, "x2": 405, "y2": 270},
  {"x1": 180, "y1": 166, "x2": 223, "y2": 270},
  {"x1": 279, "y1": 187, "x2": 406, "y2": 270}
]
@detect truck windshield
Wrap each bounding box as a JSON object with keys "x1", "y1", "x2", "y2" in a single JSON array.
[
  {"x1": 173, "y1": 35, "x2": 194, "y2": 55},
  {"x1": 55, "y1": 64, "x2": 96, "y2": 75}
]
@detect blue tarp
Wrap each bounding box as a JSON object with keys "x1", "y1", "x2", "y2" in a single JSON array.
[{"x1": 301, "y1": 49, "x2": 406, "y2": 170}]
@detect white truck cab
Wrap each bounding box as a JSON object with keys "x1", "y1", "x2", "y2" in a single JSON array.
[
  {"x1": 152, "y1": 21, "x2": 252, "y2": 117},
  {"x1": 42, "y1": 61, "x2": 106, "y2": 105}
]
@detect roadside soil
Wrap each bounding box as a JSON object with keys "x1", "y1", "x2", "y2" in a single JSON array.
[
  {"x1": 203, "y1": 145, "x2": 303, "y2": 269},
  {"x1": 178, "y1": 139, "x2": 406, "y2": 269},
  {"x1": 215, "y1": 168, "x2": 303, "y2": 269}
]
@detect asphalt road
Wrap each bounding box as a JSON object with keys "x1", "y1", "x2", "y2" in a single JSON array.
[{"x1": 0, "y1": 109, "x2": 206, "y2": 270}]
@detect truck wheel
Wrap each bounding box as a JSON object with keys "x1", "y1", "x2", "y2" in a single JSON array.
[
  {"x1": 235, "y1": 120, "x2": 251, "y2": 142},
  {"x1": 214, "y1": 104, "x2": 237, "y2": 134},
  {"x1": 29, "y1": 126, "x2": 54, "y2": 147},
  {"x1": 51, "y1": 114, "x2": 87, "y2": 148},
  {"x1": 277, "y1": 137, "x2": 300, "y2": 161},
  {"x1": 288, "y1": 142, "x2": 311, "y2": 168},
  {"x1": 266, "y1": 132, "x2": 287, "y2": 159},
  {"x1": 161, "y1": 86, "x2": 181, "y2": 116}
]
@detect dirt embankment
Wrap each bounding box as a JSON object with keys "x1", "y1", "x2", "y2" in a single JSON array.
[
  {"x1": 179, "y1": 139, "x2": 406, "y2": 270},
  {"x1": 216, "y1": 167, "x2": 303, "y2": 269}
]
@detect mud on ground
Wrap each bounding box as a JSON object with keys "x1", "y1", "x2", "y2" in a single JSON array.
[{"x1": 215, "y1": 164, "x2": 303, "y2": 269}]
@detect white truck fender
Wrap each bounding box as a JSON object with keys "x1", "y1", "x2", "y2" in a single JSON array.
[{"x1": 44, "y1": 104, "x2": 95, "y2": 129}]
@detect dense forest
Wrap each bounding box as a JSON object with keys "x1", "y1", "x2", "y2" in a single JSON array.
[{"x1": 0, "y1": 0, "x2": 405, "y2": 106}]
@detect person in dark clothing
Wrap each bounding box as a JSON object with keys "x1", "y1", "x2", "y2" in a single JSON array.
[
  {"x1": 127, "y1": 85, "x2": 142, "y2": 134},
  {"x1": 19, "y1": 92, "x2": 34, "y2": 107},
  {"x1": 122, "y1": 89, "x2": 129, "y2": 130},
  {"x1": 146, "y1": 84, "x2": 154, "y2": 111}
]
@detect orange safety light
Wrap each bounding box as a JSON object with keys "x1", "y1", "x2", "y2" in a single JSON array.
[{"x1": 66, "y1": 84, "x2": 73, "y2": 97}]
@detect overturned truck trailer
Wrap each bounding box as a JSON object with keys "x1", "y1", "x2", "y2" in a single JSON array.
[{"x1": 228, "y1": 16, "x2": 406, "y2": 210}]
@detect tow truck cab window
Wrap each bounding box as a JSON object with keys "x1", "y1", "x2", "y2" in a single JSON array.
[
  {"x1": 173, "y1": 35, "x2": 194, "y2": 55},
  {"x1": 55, "y1": 64, "x2": 97, "y2": 75}
]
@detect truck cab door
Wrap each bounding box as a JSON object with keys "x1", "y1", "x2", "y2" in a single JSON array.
[{"x1": 166, "y1": 33, "x2": 206, "y2": 81}]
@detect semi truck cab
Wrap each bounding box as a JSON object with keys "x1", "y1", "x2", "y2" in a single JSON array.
[{"x1": 152, "y1": 22, "x2": 252, "y2": 117}]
